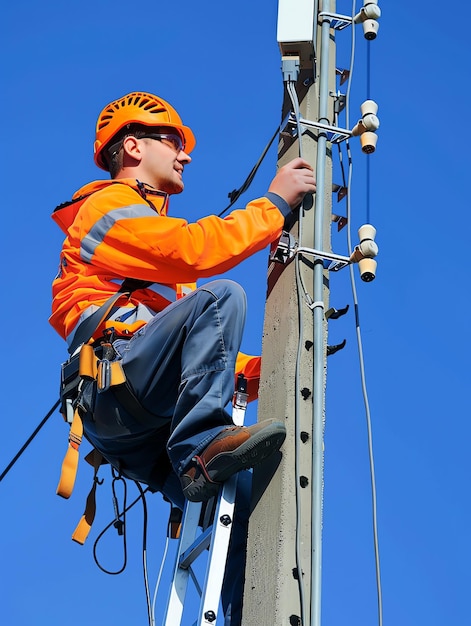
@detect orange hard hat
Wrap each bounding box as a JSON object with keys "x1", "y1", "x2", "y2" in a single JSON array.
[{"x1": 93, "y1": 91, "x2": 196, "y2": 170}]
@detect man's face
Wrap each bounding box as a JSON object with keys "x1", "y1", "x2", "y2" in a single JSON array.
[{"x1": 137, "y1": 130, "x2": 192, "y2": 194}]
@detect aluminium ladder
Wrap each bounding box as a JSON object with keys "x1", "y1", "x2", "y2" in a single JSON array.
[{"x1": 163, "y1": 375, "x2": 248, "y2": 625}]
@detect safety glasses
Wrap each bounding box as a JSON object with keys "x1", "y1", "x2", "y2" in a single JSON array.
[{"x1": 141, "y1": 132, "x2": 185, "y2": 154}]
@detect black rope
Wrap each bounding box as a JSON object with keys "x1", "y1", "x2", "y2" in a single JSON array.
[
  {"x1": 92, "y1": 479, "x2": 151, "y2": 575},
  {"x1": 93, "y1": 472, "x2": 129, "y2": 575},
  {"x1": 0, "y1": 399, "x2": 60, "y2": 483},
  {"x1": 218, "y1": 125, "x2": 280, "y2": 218}
]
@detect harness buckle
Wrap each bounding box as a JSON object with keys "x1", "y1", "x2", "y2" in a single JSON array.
[{"x1": 97, "y1": 359, "x2": 111, "y2": 393}]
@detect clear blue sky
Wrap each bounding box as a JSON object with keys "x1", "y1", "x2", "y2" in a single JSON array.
[{"x1": 1, "y1": 1, "x2": 469, "y2": 625}]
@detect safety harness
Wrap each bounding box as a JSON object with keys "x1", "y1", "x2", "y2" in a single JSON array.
[{"x1": 56, "y1": 278, "x2": 158, "y2": 544}]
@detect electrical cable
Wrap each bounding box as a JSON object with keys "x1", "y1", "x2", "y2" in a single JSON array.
[
  {"x1": 134, "y1": 480, "x2": 153, "y2": 626},
  {"x1": 218, "y1": 125, "x2": 281, "y2": 218},
  {"x1": 92, "y1": 480, "x2": 150, "y2": 567},
  {"x1": 0, "y1": 398, "x2": 60, "y2": 483},
  {"x1": 345, "y1": 139, "x2": 383, "y2": 626},
  {"x1": 344, "y1": 4, "x2": 383, "y2": 625},
  {"x1": 93, "y1": 472, "x2": 129, "y2": 575},
  {"x1": 92, "y1": 478, "x2": 154, "y2": 625},
  {"x1": 151, "y1": 500, "x2": 173, "y2": 626}
]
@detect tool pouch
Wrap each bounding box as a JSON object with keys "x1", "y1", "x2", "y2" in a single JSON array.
[{"x1": 59, "y1": 341, "x2": 105, "y2": 423}]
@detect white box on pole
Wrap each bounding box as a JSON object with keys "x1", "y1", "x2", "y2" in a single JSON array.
[{"x1": 277, "y1": 0, "x2": 315, "y2": 44}]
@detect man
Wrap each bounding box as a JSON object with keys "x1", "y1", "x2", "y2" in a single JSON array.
[{"x1": 50, "y1": 91, "x2": 316, "y2": 623}]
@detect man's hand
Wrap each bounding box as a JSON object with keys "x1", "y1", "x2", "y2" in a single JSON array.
[{"x1": 268, "y1": 157, "x2": 317, "y2": 210}]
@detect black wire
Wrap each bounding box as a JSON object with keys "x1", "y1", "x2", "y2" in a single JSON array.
[
  {"x1": 92, "y1": 477, "x2": 153, "y2": 625},
  {"x1": 0, "y1": 398, "x2": 61, "y2": 483},
  {"x1": 93, "y1": 473, "x2": 129, "y2": 575},
  {"x1": 92, "y1": 478, "x2": 151, "y2": 569},
  {"x1": 217, "y1": 125, "x2": 280, "y2": 218}
]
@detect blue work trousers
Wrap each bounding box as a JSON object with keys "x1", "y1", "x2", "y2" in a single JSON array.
[{"x1": 81, "y1": 279, "x2": 250, "y2": 625}]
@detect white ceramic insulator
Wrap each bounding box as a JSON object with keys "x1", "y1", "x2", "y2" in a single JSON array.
[
  {"x1": 358, "y1": 224, "x2": 376, "y2": 241},
  {"x1": 354, "y1": 4, "x2": 381, "y2": 23},
  {"x1": 359, "y1": 258, "x2": 377, "y2": 282},
  {"x1": 360, "y1": 132, "x2": 378, "y2": 153},
  {"x1": 362, "y1": 19, "x2": 379, "y2": 39},
  {"x1": 363, "y1": 4, "x2": 381, "y2": 19},
  {"x1": 362, "y1": 113, "x2": 380, "y2": 131},
  {"x1": 360, "y1": 100, "x2": 378, "y2": 117},
  {"x1": 358, "y1": 239, "x2": 379, "y2": 258}
]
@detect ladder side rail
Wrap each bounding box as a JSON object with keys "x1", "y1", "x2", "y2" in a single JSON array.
[
  {"x1": 194, "y1": 380, "x2": 248, "y2": 623},
  {"x1": 196, "y1": 474, "x2": 238, "y2": 625},
  {"x1": 163, "y1": 500, "x2": 203, "y2": 625}
]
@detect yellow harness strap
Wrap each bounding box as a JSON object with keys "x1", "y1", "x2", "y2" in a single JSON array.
[
  {"x1": 56, "y1": 409, "x2": 83, "y2": 499},
  {"x1": 72, "y1": 449, "x2": 104, "y2": 545},
  {"x1": 57, "y1": 343, "x2": 126, "y2": 500},
  {"x1": 79, "y1": 342, "x2": 97, "y2": 379}
]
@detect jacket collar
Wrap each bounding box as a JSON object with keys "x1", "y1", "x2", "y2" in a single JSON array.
[{"x1": 52, "y1": 179, "x2": 169, "y2": 233}]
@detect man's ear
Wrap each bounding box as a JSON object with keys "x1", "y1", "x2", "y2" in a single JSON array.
[{"x1": 122, "y1": 135, "x2": 143, "y2": 165}]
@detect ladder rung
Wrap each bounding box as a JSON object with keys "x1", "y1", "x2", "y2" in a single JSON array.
[{"x1": 179, "y1": 524, "x2": 213, "y2": 569}]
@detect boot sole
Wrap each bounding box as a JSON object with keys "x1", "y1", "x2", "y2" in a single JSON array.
[{"x1": 181, "y1": 422, "x2": 286, "y2": 502}]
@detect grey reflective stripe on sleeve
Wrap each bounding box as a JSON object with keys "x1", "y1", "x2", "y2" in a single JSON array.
[{"x1": 81, "y1": 204, "x2": 158, "y2": 263}]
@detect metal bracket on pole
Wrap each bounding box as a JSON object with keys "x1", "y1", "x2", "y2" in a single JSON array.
[
  {"x1": 287, "y1": 112, "x2": 353, "y2": 144},
  {"x1": 318, "y1": 11, "x2": 353, "y2": 30},
  {"x1": 270, "y1": 232, "x2": 352, "y2": 272},
  {"x1": 269, "y1": 231, "x2": 298, "y2": 265}
]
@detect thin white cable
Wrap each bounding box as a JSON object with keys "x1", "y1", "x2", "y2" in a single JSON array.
[
  {"x1": 344, "y1": 4, "x2": 384, "y2": 624},
  {"x1": 143, "y1": 545, "x2": 153, "y2": 626},
  {"x1": 346, "y1": 160, "x2": 383, "y2": 626},
  {"x1": 151, "y1": 505, "x2": 173, "y2": 626}
]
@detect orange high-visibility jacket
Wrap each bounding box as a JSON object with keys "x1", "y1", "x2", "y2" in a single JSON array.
[{"x1": 50, "y1": 178, "x2": 289, "y2": 398}]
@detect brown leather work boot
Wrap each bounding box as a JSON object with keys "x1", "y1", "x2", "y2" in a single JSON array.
[{"x1": 179, "y1": 419, "x2": 286, "y2": 502}]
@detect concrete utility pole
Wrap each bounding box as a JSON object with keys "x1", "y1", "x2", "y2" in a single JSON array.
[{"x1": 244, "y1": 1, "x2": 336, "y2": 624}]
